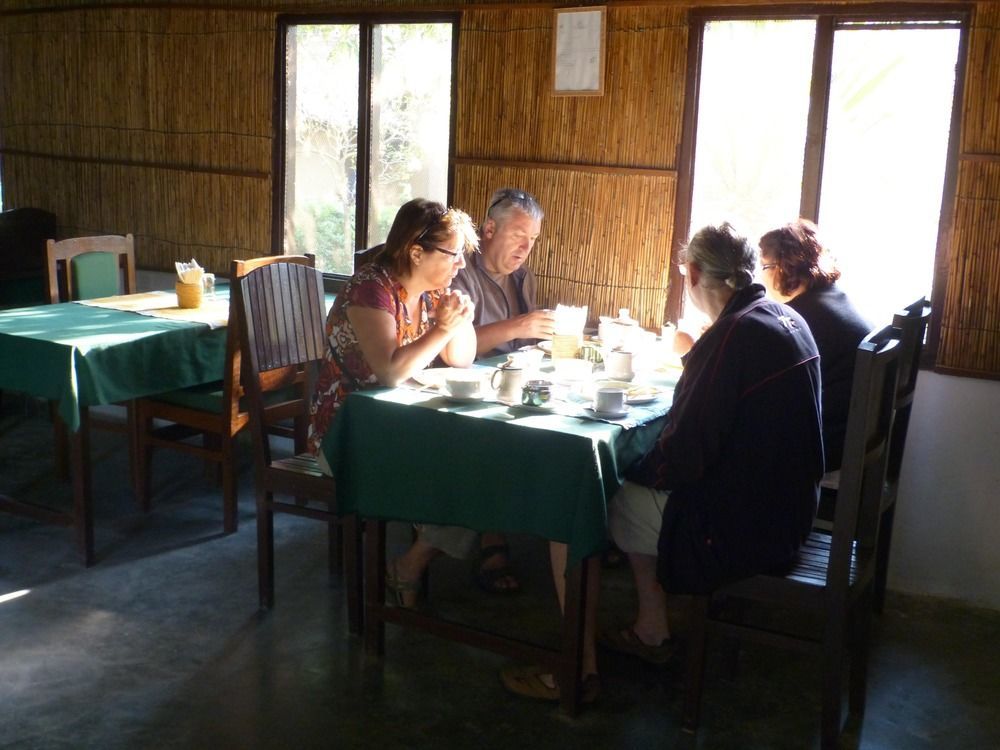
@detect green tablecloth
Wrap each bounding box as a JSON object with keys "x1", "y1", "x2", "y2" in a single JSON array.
[
  {"x1": 321, "y1": 385, "x2": 670, "y2": 568},
  {"x1": 0, "y1": 300, "x2": 228, "y2": 431}
]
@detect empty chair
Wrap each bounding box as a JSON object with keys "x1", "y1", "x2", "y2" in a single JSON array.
[
  {"x1": 682, "y1": 325, "x2": 901, "y2": 750},
  {"x1": 874, "y1": 296, "x2": 931, "y2": 612},
  {"x1": 46, "y1": 234, "x2": 136, "y2": 304},
  {"x1": 236, "y1": 261, "x2": 360, "y2": 631},
  {"x1": 45, "y1": 234, "x2": 138, "y2": 475},
  {"x1": 134, "y1": 255, "x2": 313, "y2": 534}
]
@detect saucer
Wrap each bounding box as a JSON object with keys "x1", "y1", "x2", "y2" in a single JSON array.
[
  {"x1": 604, "y1": 371, "x2": 634, "y2": 382},
  {"x1": 586, "y1": 405, "x2": 630, "y2": 419},
  {"x1": 444, "y1": 393, "x2": 486, "y2": 404}
]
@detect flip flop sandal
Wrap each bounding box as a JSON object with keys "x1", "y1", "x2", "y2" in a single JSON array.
[
  {"x1": 598, "y1": 626, "x2": 675, "y2": 665},
  {"x1": 385, "y1": 558, "x2": 421, "y2": 608},
  {"x1": 500, "y1": 664, "x2": 601, "y2": 705},
  {"x1": 475, "y1": 544, "x2": 521, "y2": 594}
]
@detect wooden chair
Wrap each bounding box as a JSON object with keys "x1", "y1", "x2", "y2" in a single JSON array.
[
  {"x1": 46, "y1": 234, "x2": 136, "y2": 304},
  {"x1": 682, "y1": 325, "x2": 902, "y2": 750},
  {"x1": 873, "y1": 297, "x2": 931, "y2": 613},
  {"x1": 235, "y1": 261, "x2": 360, "y2": 632},
  {"x1": 133, "y1": 255, "x2": 313, "y2": 534},
  {"x1": 45, "y1": 234, "x2": 138, "y2": 477}
]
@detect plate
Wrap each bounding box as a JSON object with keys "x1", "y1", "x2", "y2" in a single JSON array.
[
  {"x1": 412, "y1": 367, "x2": 459, "y2": 388},
  {"x1": 624, "y1": 385, "x2": 663, "y2": 405},
  {"x1": 585, "y1": 405, "x2": 630, "y2": 419}
]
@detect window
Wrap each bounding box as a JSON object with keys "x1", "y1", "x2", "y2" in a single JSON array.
[
  {"x1": 678, "y1": 9, "x2": 967, "y2": 355},
  {"x1": 274, "y1": 16, "x2": 456, "y2": 277}
]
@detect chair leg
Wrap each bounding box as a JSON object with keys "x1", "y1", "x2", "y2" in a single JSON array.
[
  {"x1": 682, "y1": 595, "x2": 711, "y2": 733},
  {"x1": 821, "y1": 615, "x2": 847, "y2": 750},
  {"x1": 874, "y1": 504, "x2": 896, "y2": 614},
  {"x1": 134, "y1": 405, "x2": 153, "y2": 513},
  {"x1": 849, "y1": 587, "x2": 875, "y2": 717},
  {"x1": 221, "y1": 437, "x2": 237, "y2": 534},
  {"x1": 257, "y1": 492, "x2": 275, "y2": 609},
  {"x1": 329, "y1": 520, "x2": 343, "y2": 574},
  {"x1": 343, "y1": 514, "x2": 362, "y2": 635}
]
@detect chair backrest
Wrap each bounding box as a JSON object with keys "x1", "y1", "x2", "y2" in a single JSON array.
[
  {"x1": 45, "y1": 234, "x2": 136, "y2": 303},
  {"x1": 223, "y1": 255, "x2": 315, "y2": 424},
  {"x1": 885, "y1": 297, "x2": 931, "y2": 489},
  {"x1": 354, "y1": 243, "x2": 384, "y2": 270},
  {"x1": 827, "y1": 324, "x2": 901, "y2": 594},
  {"x1": 236, "y1": 261, "x2": 326, "y2": 464}
]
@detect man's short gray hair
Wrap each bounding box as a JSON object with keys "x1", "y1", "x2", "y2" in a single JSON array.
[
  {"x1": 486, "y1": 187, "x2": 544, "y2": 226},
  {"x1": 681, "y1": 222, "x2": 756, "y2": 291}
]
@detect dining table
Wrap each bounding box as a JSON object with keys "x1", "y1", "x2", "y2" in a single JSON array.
[
  {"x1": 320, "y1": 354, "x2": 682, "y2": 713},
  {"x1": 0, "y1": 290, "x2": 231, "y2": 565}
]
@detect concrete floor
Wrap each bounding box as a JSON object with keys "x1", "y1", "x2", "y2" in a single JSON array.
[{"x1": 1, "y1": 393, "x2": 998, "y2": 750}]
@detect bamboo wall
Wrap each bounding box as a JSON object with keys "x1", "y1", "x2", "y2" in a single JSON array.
[
  {"x1": 0, "y1": 9, "x2": 273, "y2": 273},
  {"x1": 940, "y1": 2, "x2": 1000, "y2": 376},
  {"x1": 0, "y1": 0, "x2": 998, "y2": 376},
  {"x1": 452, "y1": 6, "x2": 686, "y2": 327}
]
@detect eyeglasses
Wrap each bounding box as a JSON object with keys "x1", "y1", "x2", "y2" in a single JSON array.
[
  {"x1": 487, "y1": 190, "x2": 531, "y2": 215},
  {"x1": 415, "y1": 209, "x2": 447, "y2": 244},
  {"x1": 426, "y1": 245, "x2": 464, "y2": 263}
]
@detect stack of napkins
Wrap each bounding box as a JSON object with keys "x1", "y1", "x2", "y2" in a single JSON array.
[
  {"x1": 175, "y1": 259, "x2": 204, "y2": 285},
  {"x1": 554, "y1": 304, "x2": 588, "y2": 336}
]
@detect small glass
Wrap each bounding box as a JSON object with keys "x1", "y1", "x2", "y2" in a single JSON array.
[{"x1": 202, "y1": 273, "x2": 216, "y2": 299}]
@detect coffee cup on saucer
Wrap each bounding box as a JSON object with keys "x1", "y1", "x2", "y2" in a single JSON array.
[
  {"x1": 594, "y1": 386, "x2": 627, "y2": 415},
  {"x1": 446, "y1": 373, "x2": 483, "y2": 399}
]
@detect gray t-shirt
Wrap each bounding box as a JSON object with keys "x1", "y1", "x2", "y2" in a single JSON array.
[{"x1": 452, "y1": 252, "x2": 537, "y2": 356}]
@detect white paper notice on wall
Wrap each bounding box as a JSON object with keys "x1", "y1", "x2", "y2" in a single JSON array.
[{"x1": 553, "y1": 7, "x2": 606, "y2": 96}]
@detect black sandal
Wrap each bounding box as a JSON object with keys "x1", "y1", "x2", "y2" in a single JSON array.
[{"x1": 475, "y1": 544, "x2": 521, "y2": 595}]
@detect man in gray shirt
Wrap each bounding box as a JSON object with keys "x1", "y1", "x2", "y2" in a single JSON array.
[
  {"x1": 452, "y1": 188, "x2": 556, "y2": 357},
  {"x1": 451, "y1": 188, "x2": 556, "y2": 592}
]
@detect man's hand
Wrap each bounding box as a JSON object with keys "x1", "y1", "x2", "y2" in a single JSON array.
[{"x1": 515, "y1": 308, "x2": 557, "y2": 339}]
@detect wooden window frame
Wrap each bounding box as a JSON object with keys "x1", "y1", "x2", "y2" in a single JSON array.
[
  {"x1": 272, "y1": 12, "x2": 461, "y2": 287},
  {"x1": 669, "y1": 4, "x2": 972, "y2": 369}
]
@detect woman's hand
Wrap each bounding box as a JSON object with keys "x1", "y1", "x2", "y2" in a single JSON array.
[{"x1": 434, "y1": 289, "x2": 475, "y2": 334}]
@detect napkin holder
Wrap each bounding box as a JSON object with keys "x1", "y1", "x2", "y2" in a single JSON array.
[{"x1": 176, "y1": 281, "x2": 203, "y2": 309}]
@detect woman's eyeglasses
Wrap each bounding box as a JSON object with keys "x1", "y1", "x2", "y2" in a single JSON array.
[{"x1": 426, "y1": 246, "x2": 464, "y2": 263}]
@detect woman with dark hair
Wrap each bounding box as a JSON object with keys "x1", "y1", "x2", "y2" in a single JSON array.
[
  {"x1": 759, "y1": 219, "x2": 871, "y2": 471},
  {"x1": 309, "y1": 198, "x2": 480, "y2": 606}
]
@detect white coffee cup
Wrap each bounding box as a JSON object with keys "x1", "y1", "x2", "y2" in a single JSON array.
[
  {"x1": 594, "y1": 387, "x2": 627, "y2": 414},
  {"x1": 606, "y1": 350, "x2": 634, "y2": 379},
  {"x1": 446, "y1": 373, "x2": 483, "y2": 399},
  {"x1": 491, "y1": 364, "x2": 525, "y2": 403}
]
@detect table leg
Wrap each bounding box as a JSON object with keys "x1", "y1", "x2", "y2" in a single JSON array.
[
  {"x1": 559, "y1": 555, "x2": 597, "y2": 714},
  {"x1": 69, "y1": 408, "x2": 95, "y2": 566},
  {"x1": 364, "y1": 519, "x2": 386, "y2": 655}
]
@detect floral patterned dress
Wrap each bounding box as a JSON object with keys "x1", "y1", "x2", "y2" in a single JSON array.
[{"x1": 308, "y1": 262, "x2": 443, "y2": 455}]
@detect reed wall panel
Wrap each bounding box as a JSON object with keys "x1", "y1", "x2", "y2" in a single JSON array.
[
  {"x1": 0, "y1": 9, "x2": 272, "y2": 273},
  {"x1": 457, "y1": 6, "x2": 687, "y2": 169},
  {"x1": 453, "y1": 162, "x2": 675, "y2": 328},
  {"x1": 938, "y1": 160, "x2": 1000, "y2": 375},
  {"x1": 961, "y1": 3, "x2": 1000, "y2": 155}
]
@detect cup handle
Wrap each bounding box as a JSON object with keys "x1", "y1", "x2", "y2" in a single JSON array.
[{"x1": 491, "y1": 369, "x2": 502, "y2": 390}]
